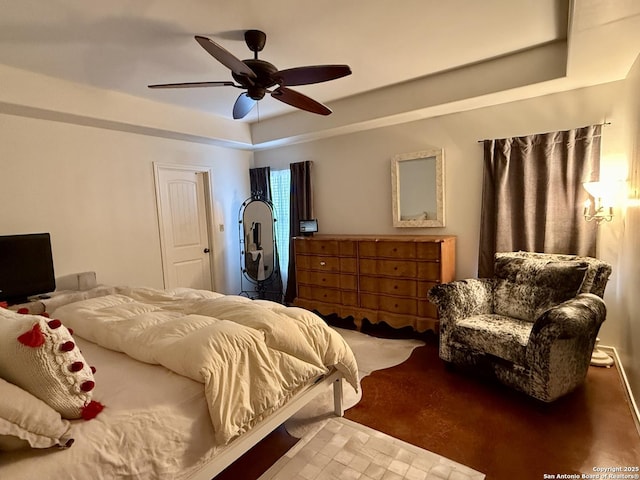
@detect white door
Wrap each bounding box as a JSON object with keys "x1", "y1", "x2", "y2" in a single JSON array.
[{"x1": 154, "y1": 164, "x2": 214, "y2": 290}]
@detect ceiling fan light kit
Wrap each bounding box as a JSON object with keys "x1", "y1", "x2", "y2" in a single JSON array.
[{"x1": 148, "y1": 29, "x2": 352, "y2": 119}]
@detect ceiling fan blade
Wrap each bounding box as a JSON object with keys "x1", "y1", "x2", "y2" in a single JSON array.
[
  {"x1": 233, "y1": 93, "x2": 257, "y2": 119},
  {"x1": 271, "y1": 87, "x2": 332, "y2": 115},
  {"x1": 195, "y1": 35, "x2": 257, "y2": 79},
  {"x1": 276, "y1": 65, "x2": 352, "y2": 86},
  {"x1": 148, "y1": 81, "x2": 236, "y2": 89}
]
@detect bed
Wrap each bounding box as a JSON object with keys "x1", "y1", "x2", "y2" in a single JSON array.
[{"x1": 0, "y1": 285, "x2": 359, "y2": 479}]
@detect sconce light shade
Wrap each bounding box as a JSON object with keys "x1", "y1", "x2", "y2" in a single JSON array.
[
  {"x1": 583, "y1": 180, "x2": 627, "y2": 200},
  {"x1": 583, "y1": 181, "x2": 613, "y2": 200},
  {"x1": 583, "y1": 181, "x2": 606, "y2": 198}
]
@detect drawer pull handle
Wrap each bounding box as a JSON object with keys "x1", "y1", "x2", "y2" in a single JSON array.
[{"x1": 320, "y1": 261, "x2": 326, "y2": 266}]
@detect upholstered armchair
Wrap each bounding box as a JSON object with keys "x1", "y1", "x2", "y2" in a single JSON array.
[{"x1": 427, "y1": 252, "x2": 611, "y2": 402}]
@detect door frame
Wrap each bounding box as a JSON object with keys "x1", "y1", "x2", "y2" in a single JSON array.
[{"x1": 153, "y1": 162, "x2": 216, "y2": 291}]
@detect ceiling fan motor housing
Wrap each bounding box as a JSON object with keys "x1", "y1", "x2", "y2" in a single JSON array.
[{"x1": 233, "y1": 59, "x2": 279, "y2": 99}]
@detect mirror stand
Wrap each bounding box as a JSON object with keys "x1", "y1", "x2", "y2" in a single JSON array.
[{"x1": 238, "y1": 195, "x2": 283, "y2": 302}]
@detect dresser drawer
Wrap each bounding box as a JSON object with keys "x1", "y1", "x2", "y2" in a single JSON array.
[
  {"x1": 416, "y1": 242, "x2": 442, "y2": 260},
  {"x1": 359, "y1": 259, "x2": 417, "y2": 278},
  {"x1": 339, "y1": 241, "x2": 357, "y2": 256},
  {"x1": 417, "y1": 262, "x2": 441, "y2": 281},
  {"x1": 360, "y1": 294, "x2": 417, "y2": 316},
  {"x1": 297, "y1": 270, "x2": 357, "y2": 290},
  {"x1": 295, "y1": 239, "x2": 343, "y2": 256},
  {"x1": 296, "y1": 239, "x2": 357, "y2": 256},
  {"x1": 342, "y1": 291, "x2": 358, "y2": 306},
  {"x1": 359, "y1": 276, "x2": 417, "y2": 297},
  {"x1": 298, "y1": 285, "x2": 339, "y2": 303},
  {"x1": 339, "y1": 258, "x2": 357, "y2": 273},
  {"x1": 359, "y1": 241, "x2": 416, "y2": 259},
  {"x1": 298, "y1": 285, "x2": 357, "y2": 306},
  {"x1": 296, "y1": 255, "x2": 340, "y2": 272}
]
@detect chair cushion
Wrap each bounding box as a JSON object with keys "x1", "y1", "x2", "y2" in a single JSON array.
[
  {"x1": 493, "y1": 256, "x2": 588, "y2": 322},
  {"x1": 496, "y1": 252, "x2": 611, "y2": 298},
  {"x1": 452, "y1": 314, "x2": 534, "y2": 365}
]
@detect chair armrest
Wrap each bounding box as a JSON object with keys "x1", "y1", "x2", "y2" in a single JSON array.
[
  {"x1": 526, "y1": 293, "x2": 606, "y2": 401},
  {"x1": 427, "y1": 278, "x2": 494, "y2": 322},
  {"x1": 428, "y1": 278, "x2": 494, "y2": 363},
  {"x1": 530, "y1": 293, "x2": 606, "y2": 340}
]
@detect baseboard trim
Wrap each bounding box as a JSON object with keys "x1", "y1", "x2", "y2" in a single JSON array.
[{"x1": 599, "y1": 345, "x2": 640, "y2": 436}]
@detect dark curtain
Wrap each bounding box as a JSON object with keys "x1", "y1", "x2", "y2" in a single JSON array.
[
  {"x1": 478, "y1": 124, "x2": 601, "y2": 277},
  {"x1": 284, "y1": 161, "x2": 313, "y2": 304},
  {"x1": 249, "y1": 166, "x2": 271, "y2": 201}
]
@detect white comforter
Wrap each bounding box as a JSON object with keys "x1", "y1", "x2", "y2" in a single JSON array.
[{"x1": 53, "y1": 287, "x2": 359, "y2": 444}]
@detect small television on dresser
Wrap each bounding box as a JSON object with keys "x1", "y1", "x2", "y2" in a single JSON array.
[
  {"x1": 299, "y1": 219, "x2": 318, "y2": 235},
  {"x1": 0, "y1": 233, "x2": 56, "y2": 305}
]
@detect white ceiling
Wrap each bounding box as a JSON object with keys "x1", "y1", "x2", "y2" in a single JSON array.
[{"x1": 1, "y1": 0, "x2": 639, "y2": 126}]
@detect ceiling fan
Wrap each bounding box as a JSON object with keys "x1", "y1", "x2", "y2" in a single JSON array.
[{"x1": 148, "y1": 30, "x2": 352, "y2": 119}]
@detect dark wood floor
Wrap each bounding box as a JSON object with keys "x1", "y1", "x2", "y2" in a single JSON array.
[{"x1": 217, "y1": 322, "x2": 640, "y2": 480}]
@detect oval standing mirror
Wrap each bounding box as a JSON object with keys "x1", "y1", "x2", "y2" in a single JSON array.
[
  {"x1": 238, "y1": 197, "x2": 283, "y2": 302},
  {"x1": 240, "y1": 198, "x2": 276, "y2": 281},
  {"x1": 391, "y1": 148, "x2": 445, "y2": 227}
]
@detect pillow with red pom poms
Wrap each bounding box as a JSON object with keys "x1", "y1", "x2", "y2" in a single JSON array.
[{"x1": 0, "y1": 307, "x2": 103, "y2": 420}]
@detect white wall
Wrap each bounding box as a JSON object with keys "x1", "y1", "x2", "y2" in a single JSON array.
[
  {"x1": 0, "y1": 112, "x2": 252, "y2": 294},
  {"x1": 603, "y1": 53, "x2": 640, "y2": 397},
  {"x1": 255, "y1": 80, "x2": 640, "y2": 398}
]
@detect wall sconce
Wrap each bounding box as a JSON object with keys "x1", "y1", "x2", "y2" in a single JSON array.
[
  {"x1": 583, "y1": 181, "x2": 615, "y2": 224},
  {"x1": 583, "y1": 201, "x2": 612, "y2": 224}
]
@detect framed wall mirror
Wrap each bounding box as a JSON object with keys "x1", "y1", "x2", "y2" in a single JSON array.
[{"x1": 391, "y1": 148, "x2": 445, "y2": 227}]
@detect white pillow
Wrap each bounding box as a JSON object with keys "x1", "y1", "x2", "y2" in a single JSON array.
[
  {"x1": 0, "y1": 377, "x2": 73, "y2": 451},
  {"x1": 0, "y1": 308, "x2": 103, "y2": 420}
]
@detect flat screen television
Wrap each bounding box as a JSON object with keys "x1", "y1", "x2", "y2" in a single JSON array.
[
  {"x1": 299, "y1": 219, "x2": 318, "y2": 235},
  {"x1": 0, "y1": 233, "x2": 56, "y2": 305}
]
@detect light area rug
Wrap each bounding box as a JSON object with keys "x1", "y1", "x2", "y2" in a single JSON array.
[
  {"x1": 285, "y1": 328, "x2": 425, "y2": 439},
  {"x1": 260, "y1": 417, "x2": 485, "y2": 480}
]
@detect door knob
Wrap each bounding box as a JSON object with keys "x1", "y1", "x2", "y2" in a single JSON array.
[{"x1": 204, "y1": 248, "x2": 210, "y2": 253}]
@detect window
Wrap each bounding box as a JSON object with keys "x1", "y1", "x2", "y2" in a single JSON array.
[{"x1": 270, "y1": 169, "x2": 291, "y2": 289}]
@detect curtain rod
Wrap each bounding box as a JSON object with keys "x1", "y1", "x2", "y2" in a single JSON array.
[{"x1": 476, "y1": 122, "x2": 611, "y2": 143}]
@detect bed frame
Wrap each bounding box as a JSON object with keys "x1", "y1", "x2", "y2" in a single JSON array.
[{"x1": 187, "y1": 370, "x2": 344, "y2": 480}]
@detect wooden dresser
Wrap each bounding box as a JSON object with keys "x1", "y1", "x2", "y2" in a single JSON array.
[{"x1": 292, "y1": 235, "x2": 455, "y2": 332}]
